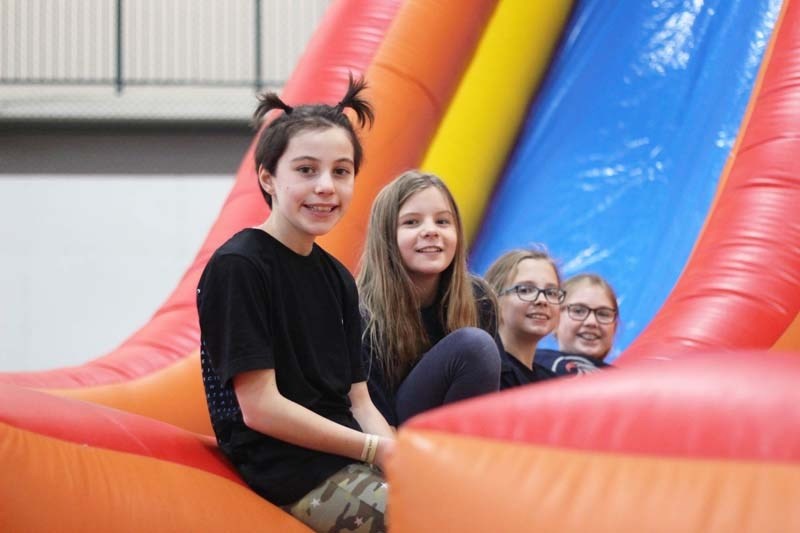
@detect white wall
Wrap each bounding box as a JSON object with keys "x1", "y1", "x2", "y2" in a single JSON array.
[{"x1": 0, "y1": 175, "x2": 233, "y2": 371}]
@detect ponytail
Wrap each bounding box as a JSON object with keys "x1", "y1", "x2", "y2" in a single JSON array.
[
  {"x1": 253, "y1": 93, "x2": 294, "y2": 127},
  {"x1": 336, "y1": 73, "x2": 374, "y2": 129}
]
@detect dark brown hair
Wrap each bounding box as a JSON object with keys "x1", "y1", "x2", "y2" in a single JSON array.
[{"x1": 252, "y1": 74, "x2": 374, "y2": 207}]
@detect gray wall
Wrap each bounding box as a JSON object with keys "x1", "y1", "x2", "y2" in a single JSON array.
[
  {"x1": 0, "y1": 1, "x2": 330, "y2": 370},
  {"x1": 1, "y1": 124, "x2": 253, "y2": 174}
]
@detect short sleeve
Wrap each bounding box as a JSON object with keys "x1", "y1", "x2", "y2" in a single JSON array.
[{"x1": 198, "y1": 253, "x2": 275, "y2": 385}]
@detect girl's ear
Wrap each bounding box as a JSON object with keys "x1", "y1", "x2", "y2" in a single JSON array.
[{"x1": 258, "y1": 167, "x2": 274, "y2": 196}]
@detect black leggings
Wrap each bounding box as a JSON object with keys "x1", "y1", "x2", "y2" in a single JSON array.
[{"x1": 395, "y1": 327, "x2": 501, "y2": 424}]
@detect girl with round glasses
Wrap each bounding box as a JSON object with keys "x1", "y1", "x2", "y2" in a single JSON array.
[
  {"x1": 545, "y1": 273, "x2": 619, "y2": 375},
  {"x1": 484, "y1": 249, "x2": 562, "y2": 390}
]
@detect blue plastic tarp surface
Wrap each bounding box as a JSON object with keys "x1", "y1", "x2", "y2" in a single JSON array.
[{"x1": 470, "y1": 0, "x2": 782, "y2": 360}]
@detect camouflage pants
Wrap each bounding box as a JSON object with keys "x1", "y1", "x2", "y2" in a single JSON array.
[{"x1": 284, "y1": 463, "x2": 388, "y2": 533}]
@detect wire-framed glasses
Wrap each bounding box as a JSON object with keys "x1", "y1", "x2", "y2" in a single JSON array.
[
  {"x1": 500, "y1": 284, "x2": 566, "y2": 304},
  {"x1": 565, "y1": 304, "x2": 618, "y2": 324}
]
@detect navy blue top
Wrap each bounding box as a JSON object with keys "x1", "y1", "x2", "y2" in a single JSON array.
[{"x1": 535, "y1": 348, "x2": 611, "y2": 376}]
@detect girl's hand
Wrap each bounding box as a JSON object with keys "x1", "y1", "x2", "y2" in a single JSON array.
[{"x1": 373, "y1": 436, "x2": 396, "y2": 470}]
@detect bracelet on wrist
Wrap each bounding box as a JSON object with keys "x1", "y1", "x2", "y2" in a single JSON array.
[
  {"x1": 366, "y1": 435, "x2": 379, "y2": 464},
  {"x1": 360, "y1": 434, "x2": 379, "y2": 464}
]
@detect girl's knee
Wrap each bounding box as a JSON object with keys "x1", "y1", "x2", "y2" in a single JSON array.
[
  {"x1": 448, "y1": 327, "x2": 500, "y2": 369},
  {"x1": 450, "y1": 326, "x2": 496, "y2": 349}
]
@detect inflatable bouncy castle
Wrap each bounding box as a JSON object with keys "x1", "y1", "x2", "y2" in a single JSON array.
[{"x1": 2, "y1": 0, "x2": 799, "y2": 531}]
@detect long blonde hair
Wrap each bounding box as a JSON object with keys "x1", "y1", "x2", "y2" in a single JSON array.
[{"x1": 357, "y1": 170, "x2": 477, "y2": 385}]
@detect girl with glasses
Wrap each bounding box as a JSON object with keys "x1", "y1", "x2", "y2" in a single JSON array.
[
  {"x1": 197, "y1": 77, "x2": 394, "y2": 532},
  {"x1": 358, "y1": 170, "x2": 502, "y2": 427},
  {"x1": 544, "y1": 273, "x2": 618, "y2": 375},
  {"x1": 484, "y1": 249, "x2": 561, "y2": 390}
]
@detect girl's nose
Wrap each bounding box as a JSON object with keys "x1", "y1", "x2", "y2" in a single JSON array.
[
  {"x1": 421, "y1": 223, "x2": 438, "y2": 237},
  {"x1": 315, "y1": 172, "x2": 335, "y2": 194}
]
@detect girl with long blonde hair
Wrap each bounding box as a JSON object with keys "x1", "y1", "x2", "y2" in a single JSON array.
[{"x1": 358, "y1": 170, "x2": 501, "y2": 426}]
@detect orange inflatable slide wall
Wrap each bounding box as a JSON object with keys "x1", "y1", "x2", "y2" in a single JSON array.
[{"x1": 2, "y1": 0, "x2": 799, "y2": 531}]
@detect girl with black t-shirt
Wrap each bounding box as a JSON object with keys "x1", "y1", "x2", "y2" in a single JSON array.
[
  {"x1": 358, "y1": 170, "x2": 502, "y2": 427},
  {"x1": 484, "y1": 249, "x2": 564, "y2": 389},
  {"x1": 197, "y1": 77, "x2": 394, "y2": 532}
]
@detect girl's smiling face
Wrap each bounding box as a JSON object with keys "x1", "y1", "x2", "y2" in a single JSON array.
[
  {"x1": 396, "y1": 186, "x2": 458, "y2": 294},
  {"x1": 557, "y1": 279, "x2": 618, "y2": 359},
  {"x1": 499, "y1": 258, "x2": 561, "y2": 343},
  {"x1": 259, "y1": 126, "x2": 355, "y2": 254}
]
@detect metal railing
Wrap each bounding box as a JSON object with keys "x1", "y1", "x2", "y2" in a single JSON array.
[{"x1": 0, "y1": 0, "x2": 329, "y2": 93}]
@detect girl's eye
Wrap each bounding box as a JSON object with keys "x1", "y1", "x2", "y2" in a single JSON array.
[
  {"x1": 334, "y1": 167, "x2": 353, "y2": 177},
  {"x1": 436, "y1": 218, "x2": 452, "y2": 225},
  {"x1": 297, "y1": 166, "x2": 315, "y2": 175},
  {"x1": 401, "y1": 219, "x2": 418, "y2": 226}
]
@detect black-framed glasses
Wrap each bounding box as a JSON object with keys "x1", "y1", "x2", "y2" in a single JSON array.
[
  {"x1": 565, "y1": 304, "x2": 618, "y2": 324},
  {"x1": 500, "y1": 284, "x2": 566, "y2": 304}
]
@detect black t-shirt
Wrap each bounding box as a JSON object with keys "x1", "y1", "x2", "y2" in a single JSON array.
[
  {"x1": 534, "y1": 348, "x2": 611, "y2": 376},
  {"x1": 363, "y1": 277, "x2": 501, "y2": 426},
  {"x1": 499, "y1": 350, "x2": 557, "y2": 390},
  {"x1": 197, "y1": 228, "x2": 364, "y2": 505}
]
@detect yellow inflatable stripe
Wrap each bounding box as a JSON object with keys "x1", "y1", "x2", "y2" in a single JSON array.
[{"x1": 421, "y1": 0, "x2": 575, "y2": 243}]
